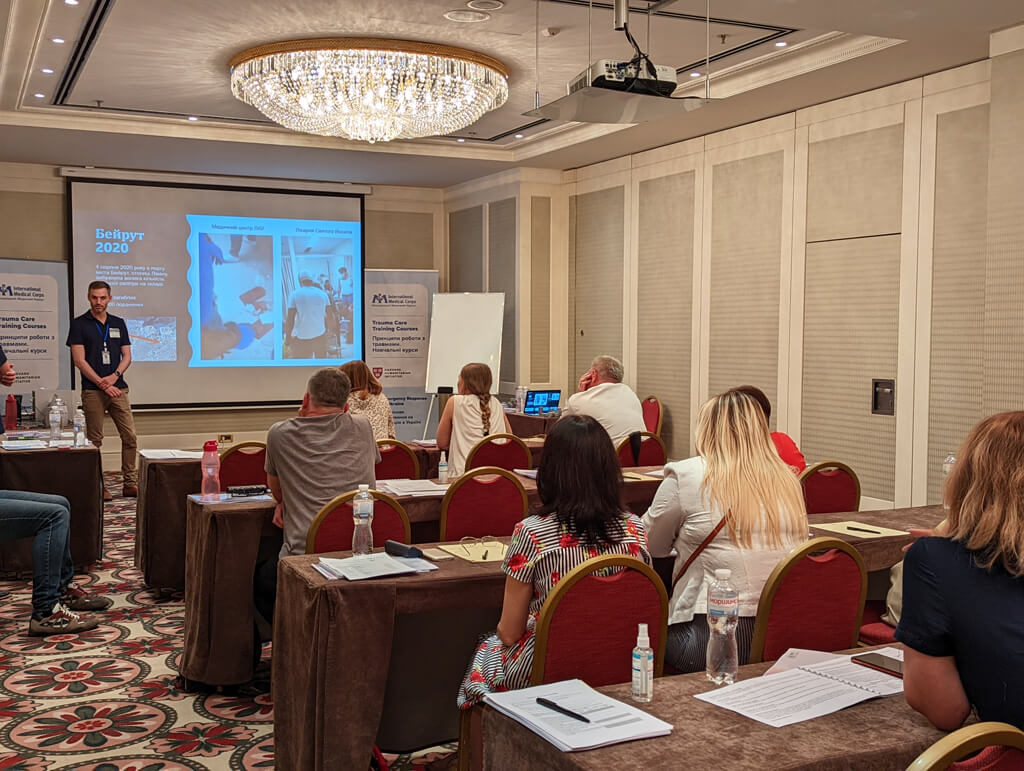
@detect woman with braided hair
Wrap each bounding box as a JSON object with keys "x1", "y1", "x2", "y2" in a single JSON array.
[{"x1": 437, "y1": 362, "x2": 510, "y2": 477}]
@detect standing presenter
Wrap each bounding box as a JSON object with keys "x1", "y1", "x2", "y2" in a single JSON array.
[{"x1": 66, "y1": 280, "x2": 138, "y2": 500}]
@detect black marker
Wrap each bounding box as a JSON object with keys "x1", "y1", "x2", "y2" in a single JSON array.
[{"x1": 536, "y1": 697, "x2": 590, "y2": 723}]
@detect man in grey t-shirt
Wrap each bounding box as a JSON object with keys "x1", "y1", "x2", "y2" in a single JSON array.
[{"x1": 255, "y1": 368, "x2": 380, "y2": 623}]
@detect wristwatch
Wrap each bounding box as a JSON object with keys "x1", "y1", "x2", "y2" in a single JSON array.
[{"x1": 114, "y1": 370, "x2": 122, "y2": 378}]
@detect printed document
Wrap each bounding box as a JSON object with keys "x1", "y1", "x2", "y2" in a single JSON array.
[
  {"x1": 485, "y1": 679, "x2": 672, "y2": 752},
  {"x1": 376, "y1": 479, "x2": 449, "y2": 497},
  {"x1": 696, "y1": 648, "x2": 904, "y2": 727},
  {"x1": 316, "y1": 552, "x2": 438, "y2": 581}
]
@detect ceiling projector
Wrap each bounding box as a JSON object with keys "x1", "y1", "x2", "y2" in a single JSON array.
[{"x1": 568, "y1": 59, "x2": 678, "y2": 98}]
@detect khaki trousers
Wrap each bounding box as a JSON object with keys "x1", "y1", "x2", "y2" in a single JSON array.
[{"x1": 80, "y1": 388, "x2": 138, "y2": 485}]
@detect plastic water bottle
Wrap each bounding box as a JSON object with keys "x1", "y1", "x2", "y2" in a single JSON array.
[
  {"x1": 200, "y1": 440, "x2": 221, "y2": 501},
  {"x1": 73, "y1": 408, "x2": 86, "y2": 447},
  {"x1": 438, "y1": 451, "x2": 449, "y2": 483},
  {"x1": 516, "y1": 385, "x2": 526, "y2": 413},
  {"x1": 4, "y1": 394, "x2": 17, "y2": 431},
  {"x1": 48, "y1": 405, "x2": 61, "y2": 446},
  {"x1": 941, "y1": 452, "x2": 956, "y2": 510},
  {"x1": 352, "y1": 484, "x2": 374, "y2": 556},
  {"x1": 631, "y1": 622, "x2": 654, "y2": 702},
  {"x1": 706, "y1": 568, "x2": 739, "y2": 685}
]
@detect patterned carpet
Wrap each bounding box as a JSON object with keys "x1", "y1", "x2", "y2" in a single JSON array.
[{"x1": 0, "y1": 474, "x2": 457, "y2": 770}]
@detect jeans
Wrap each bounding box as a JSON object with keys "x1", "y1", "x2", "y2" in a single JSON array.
[{"x1": 0, "y1": 491, "x2": 73, "y2": 618}]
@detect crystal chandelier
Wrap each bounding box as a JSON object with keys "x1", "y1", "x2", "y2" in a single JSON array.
[{"x1": 229, "y1": 38, "x2": 510, "y2": 144}]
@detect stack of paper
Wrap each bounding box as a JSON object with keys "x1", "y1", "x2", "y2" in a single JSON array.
[
  {"x1": 313, "y1": 553, "x2": 438, "y2": 581},
  {"x1": 412, "y1": 439, "x2": 437, "y2": 447},
  {"x1": 376, "y1": 479, "x2": 449, "y2": 497},
  {"x1": 439, "y1": 542, "x2": 507, "y2": 562},
  {"x1": 139, "y1": 449, "x2": 207, "y2": 459},
  {"x1": 513, "y1": 468, "x2": 538, "y2": 479},
  {"x1": 695, "y1": 647, "x2": 904, "y2": 727},
  {"x1": 2, "y1": 440, "x2": 50, "y2": 449},
  {"x1": 485, "y1": 679, "x2": 673, "y2": 752}
]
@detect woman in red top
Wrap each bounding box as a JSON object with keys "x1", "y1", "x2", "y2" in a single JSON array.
[{"x1": 734, "y1": 385, "x2": 806, "y2": 473}]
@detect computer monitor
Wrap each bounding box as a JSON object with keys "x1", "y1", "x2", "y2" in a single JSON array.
[{"x1": 524, "y1": 389, "x2": 561, "y2": 415}]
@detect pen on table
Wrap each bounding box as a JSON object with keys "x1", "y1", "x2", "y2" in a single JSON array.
[
  {"x1": 536, "y1": 697, "x2": 590, "y2": 723},
  {"x1": 482, "y1": 550, "x2": 488, "y2": 560},
  {"x1": 847, "y1": 525, "x2": 881, "y2": 534}
]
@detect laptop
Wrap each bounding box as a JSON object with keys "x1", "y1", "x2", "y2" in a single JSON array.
[{"x1": 524, "y1": 389, "x2": 561, "y2": 415}]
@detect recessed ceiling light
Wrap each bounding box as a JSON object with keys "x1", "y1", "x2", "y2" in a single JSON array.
[
  {"x1": 34, "y1": 93, "x2": 45, "y2": 99},
  {"x1": 514, "y1": 133, "x2": 524, "y2": 139},
  {"x1": 41, "y1": 67, "x2": 54, "y2": 74},
  {"x1": 467, "y1": 0, "x2": 504, "y2": 9},
  {"x1": 775, "y1": 41, "x2": 787, "y2": 47},
  {"x1": 444, "y1": 9, "x2": 490, "y2": 22},
  {"x1": 64, "y1": 0, "x2": 79, "y2": 5},
  {"x1": 52, "y1": 37, "x2": 65, "y2": 44},
  {"x1": 689, "y1": 71, "x2": 701, "y2": 78},
  {"x1": 187, "y1": 116, "x2": 199, "y2": 121},
  {"x1": 456, "y1": 138, "x2": 466, "y2": 142}
]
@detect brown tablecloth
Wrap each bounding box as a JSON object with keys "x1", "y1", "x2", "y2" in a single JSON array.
[
  {"x1": 134, "y1": 456, "x2": 203, "y2": 591},
  {"x1": 507, "y1": 412, "x2": 559, "y2": 438},
  {"x1": 180, "y1": 496, "x2": 280, "y2": 686},
  {"x1": 481, "y1": 646, "x2": 946, "y2": 770},
  {"x1": 808, "y1": 505, "x2": 945, "y2": 572},
  {"x1": 273, "y1": 549, "x2": 507, "y2": 771},
  {"x1": 0, "y1": 446, "x2": 103, "y2": 573}
]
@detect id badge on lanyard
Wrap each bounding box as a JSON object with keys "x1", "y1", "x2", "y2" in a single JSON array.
[{"x1": 102, "y1": 346, "x2": 111, "y2": 365}]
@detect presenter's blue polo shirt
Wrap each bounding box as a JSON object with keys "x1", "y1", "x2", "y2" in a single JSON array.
[{"x1": 66, "y1": 312, "x2": 131, "y2": 391}]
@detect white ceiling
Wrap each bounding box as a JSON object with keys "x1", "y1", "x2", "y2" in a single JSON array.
[{"x1": 0, "y1": 0, "x2": 1022, "y2": 187}]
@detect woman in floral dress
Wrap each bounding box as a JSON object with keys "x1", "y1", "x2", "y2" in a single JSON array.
[{"x1": 457, "y1": 415, "x2": 651, "y2": 707}]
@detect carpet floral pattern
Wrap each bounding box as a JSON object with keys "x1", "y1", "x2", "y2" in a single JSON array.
[{"x1": 0, "y1": 474, "x2": 456, "y2": 770}]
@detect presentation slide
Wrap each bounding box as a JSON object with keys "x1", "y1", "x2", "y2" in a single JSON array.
[{"x1": 69, "y1": 180, "x2": 364, "y2": 406}]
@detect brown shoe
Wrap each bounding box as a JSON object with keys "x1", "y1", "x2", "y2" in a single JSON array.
[
  {"x1": 103, "y1": 488, "x2": 113, "y2": 502},
  {"x1": 29, "y1": 603, "x2": 99, "y2": 636},
  {"x1": 122, "y1": 484, "x2": 138, "y2": 498}
]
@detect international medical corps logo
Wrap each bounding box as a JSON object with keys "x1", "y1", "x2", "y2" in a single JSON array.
[
  {"x1": 0, "y1": 285, "x2": 12, "y2": 297},
  {"x1": 371, "y1": 293, "x2": 389, "y2": 304}
]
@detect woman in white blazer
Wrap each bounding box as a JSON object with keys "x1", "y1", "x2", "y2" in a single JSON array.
[{"x1": 642, "y1": 389, "x2": 808, "y2": 672}]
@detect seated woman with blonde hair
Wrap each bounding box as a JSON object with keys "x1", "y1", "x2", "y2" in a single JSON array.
[
  {"x1": 338, "y1": 360, "x2": 395, "y2": 440},
  {"x1": 643, "y1": 389, "x2": 808, "y2": 672},
  {"x1": 897, "y1": 411, "x2": 1024, "y2": 731},
  {"x1": 436, "y1": 362, "x2": 511, "y2": 477}
]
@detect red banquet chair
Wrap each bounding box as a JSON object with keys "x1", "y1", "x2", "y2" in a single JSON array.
[
  {"x1": 305, "y1": 489, "x2": 411, "y2": 553},
  {"x1": 909, "y1": 722, "x2": 1024, "y2": 771},
  {"x1": 218, "y1": 441, "x2": 267, "y2": 488},
  {"x1": 465, "y1": 433, "x2": 533, "y2": 472},
  {"x1": 749, "y1": 537, "x2": 867, "y2": 663},
  {"x1": 615, "y1": 431, "x2": 667, "y2": 467},
  {"x1": 799, "y1": 460, "x2": 861, "y2": 515},
  {"x1": 375, "y1": 439, "x2": 421, "y2": 480},
  {"x1": 532, "y1": 555, "x2": 668, "y2": 686},
  {"x1": 858, "y1": 599, "x2": 896, "y2": 646},
  {"x1": 642, "y1": 395, "x2": 663, "y2": 435},
  {"x1": 439, "y1": 467, "x2": 527, "y2": 540}
]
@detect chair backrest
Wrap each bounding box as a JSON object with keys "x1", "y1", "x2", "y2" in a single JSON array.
[
  {"x1": 375, "y1": 439, "x2": 421, "y2": 480},
  {"x1": 465, "y1": 433, "x2": 533, "y2": 472},
  {"x1": 305, "y1": 489, "x2": 412, "y2": 554},
  {"x1": 218, "y1": 441, "x2": 267, "y2": 488},
  {"x1": 440, "y1": 467, "x2": 528, "y2": 540},
  {"x1": 909, "y1": 722, "x2": 1024, "y2": 771},
  {"x1": 749, "y1": 537, "x2": 867, "y2": 664},
  {"x1": 799, "y1": 460, "x2": 861, "y2": 514},
  {"x1": 641, "y1": 396, "x2": 663, "y2": 435},
  {"x1": 531, "y1": 555, "x2": 668, "y2": 686},
  {"x1": 615, "y1": 432, "x2": 668, "y2": 467}
]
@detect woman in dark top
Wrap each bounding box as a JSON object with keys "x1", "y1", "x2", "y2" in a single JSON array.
[{"x1": 896, "y1": 411, "x2": 1024, "y2": 730}]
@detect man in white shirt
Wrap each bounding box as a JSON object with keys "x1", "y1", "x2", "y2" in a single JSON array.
[
  {"x1": 562, "y1": 355, "x2": 645, "y2": 447},
  {"x1": 285, "y1": 273, "x2": 331, "y2": 358}
]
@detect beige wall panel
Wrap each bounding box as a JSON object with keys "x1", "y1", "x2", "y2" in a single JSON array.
[
  {"x1": 364, "y1": 210, "x2": 434, "y2": 269},
  {"x1": 488, "y1": 198, "x2": 517, "y2": 384},
  {"x1": 806, "y1": 124, "x2": 904, "y2": 242},
  {"x1": 569, "y1": 187, "x2": 624, "y2": 379},
  {"x1": 707, "y1": 152, "x2": 783, "y2": 426},
  {"x1": 983, "y1": 50, "x2": 1024, "y2": 414},
  {"x1": 927, "y1": 105, "x2": 989, "y2": 503},
  {"x1": 530, "y1": 196, "x2": 552, "y2": 383},
  {"x1": 448, "y1": 206, "x2": 484, "y2": 292},
  {"x1": 802, "y1": 236, "x2": 900, "y2": 500},
  {"x1": 636, "y1": 172, "x2": 695, "y2": 460},
  {"x1": 567, "y1": 196, "x2": 577, "y2": 388},
  {"x1": 0, "y1": 191, "x2": 65, "y2": 261}
]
